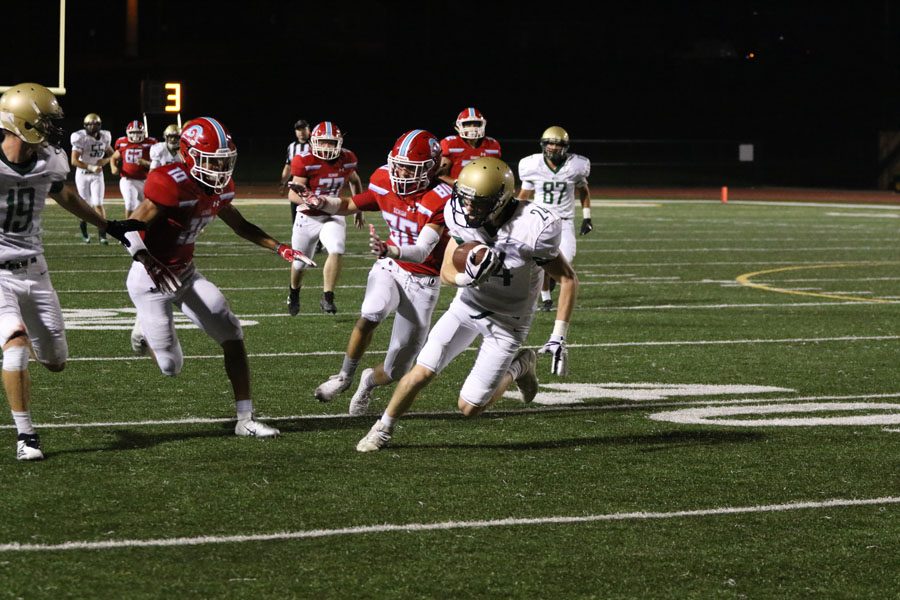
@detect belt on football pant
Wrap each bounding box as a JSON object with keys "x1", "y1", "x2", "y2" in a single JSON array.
[{"x1": 0, "y1": 256, "x2": 37, "y2": 270}]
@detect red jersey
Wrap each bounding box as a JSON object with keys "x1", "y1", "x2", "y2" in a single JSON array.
[
  {"x1": 142, "y1": 163, "x2": 235, "y2": 271},
  {"x1": 113, "y1": 136, "x2": 157, "y2": 180},
  {"x1": 440, "y1": 135, "x2": 502, "y2": 179},
  {"x1": 289, "y1": 148, "x2": 358, "y2": 217},
  {"x1": 353, "y1": 166, "x2": 451, "y2": 276}
]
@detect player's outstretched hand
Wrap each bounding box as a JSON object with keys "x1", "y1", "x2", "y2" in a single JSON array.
[
  {"x1": 538, "y1": 335, "x2": 568, "y2": 376},
  {"x1": 580, "y1": 218, "x2": 593, "y2": 236},
  {"x1": 275, "y1": 243, "x2": 316, "y2": 268},
  {"x1": 104, "y1": 219, "x2": 147, "y2": 246},
  {"x1": 368, "y1": 224, "x2": 389, "y2": 258},
  {"x1": 354, "y1": 211, "x2": 366, "y2": 229}
]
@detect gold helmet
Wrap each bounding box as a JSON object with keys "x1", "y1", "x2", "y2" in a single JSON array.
[
  {"x1": 163, "y1": 124, "x2": 181, "y2": 151},
  {"x1": 540, "y1": 126, "x2": 569, "y2": 163},
  {"x1": 450, "y1": 157, "x2": 516, "y2": 228},
  {"x1": 83, "y1": 113, "x2": 102, "y2": 135},
  {"x1": 0, "y1": 82, "x2": 64, "y2": 145}
]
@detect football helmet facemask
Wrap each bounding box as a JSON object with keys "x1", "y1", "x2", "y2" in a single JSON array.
[
  {"x1": 0, "y1": 82, "x2": 65, "y2": 146},
  {"x1": 83, "y1": 113, "x2": 102, "y2": 135},
  {"x1": 450, "y1": 157, "x2": 516, "y2": 228},
  {"x1": 179, "y1": 117, "x2": 237, "y2": 192},
  {"x1": 126, "y1": 120, "x2": 145, "y2": 143},
  {"x1": 454, "y1": 107, "x2": 486, "y2": 140},
  {"x1": 163, "y1": 124, "x2": 181, "y2": 152},
  {"x1": 310, "y1": 121, "x2": 343, "y2": 161},
  {"x1": 540, "y1": 126, "x2": 569, "y2": 164},
  {"x1": 387, "y1": 129, "x2": 441, "y2": 196}
]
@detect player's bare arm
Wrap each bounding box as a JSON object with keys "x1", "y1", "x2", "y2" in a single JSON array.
[
  {"x1": 218, "y1": 204, "x2": 315, "y2": 267},
  {"x1": 577, "y1": 181, "x2": 593, "y2": 235},
  {"x1": 516, "y1": 188, "x2": 534, "y2": 201},
  {"x1": 109, "y1": 149, "x2": 120, "y2": 175},
  {"x1": 49, "y1": 184, "x2": 108, "y2": 228},
  {"x1": 439, "y1": 236, "x2": 461, "y2": 285}
]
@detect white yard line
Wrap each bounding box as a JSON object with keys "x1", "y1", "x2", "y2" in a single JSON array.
[{"x1": 0, "y1": 496, "x2": 896, "y2": 553}]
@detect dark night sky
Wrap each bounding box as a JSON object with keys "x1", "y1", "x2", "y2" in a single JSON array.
[{"x1": 9, "y1": 1, "x2": 900, "y2": 187}]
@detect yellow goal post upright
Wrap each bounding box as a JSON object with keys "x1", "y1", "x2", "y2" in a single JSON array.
[{"x1": 0, "y1": 0, "x2": 66, "y2": 96}]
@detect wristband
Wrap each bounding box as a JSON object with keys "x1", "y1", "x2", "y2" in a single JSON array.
[
  {"x1": 124, "y1": 231, "x2": 147, "y2": 257},
  {"x1": 552, "y1": 320, "x2": 569, "y2": 338},
  {"x1": 582, "y1": 207, "x2": 591, "y2": 220}
]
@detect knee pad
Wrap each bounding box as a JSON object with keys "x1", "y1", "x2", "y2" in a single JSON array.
[{"x1": 2, "y1": 343, "x2": 29, "y2": 372}]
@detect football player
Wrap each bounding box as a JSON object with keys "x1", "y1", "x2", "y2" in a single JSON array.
[
  {"x1": 70, "y1": 112, "x2": 114, "y2": 244},
  {"x1": 300, "y1": 130, "x2": 452, "y2": 417},
  {"x1": 437, "y1": 107, "x2": 502, "y2": 183},
  {"x1": 110, "y1": 120, "x2": 157, "y2": 218},
  {"x1": 121, "y1": 116, "x2": 314, "y2": 439},
  {"x1": 285, "y1": 121, "x2": 364, "y2": 315},
  {"x1": 517, "y1": 126, "x2": 592, "y2": 312},
  {"x1": 149, "y1": 124, "x2": 181, "y2": 170},
  {"x1": 356, "y1": 157, "x2": 579, "y2": 452},
  {"x1": 0, "y1": 83, "x2": 145, "y2": 459}
]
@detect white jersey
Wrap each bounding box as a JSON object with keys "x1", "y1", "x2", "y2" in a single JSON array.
[
  {"x1": 69, "y1": 129, "x2": 112, "y2": 167},
  {"x1": 149, "y1": 142, "x2": 179, "y2": 169},
  {"x1": 445, "y1": 200, "x2": 561, "y2": 317},
  {"x1": 0, "y1": 145, "x2": 70, "y2": 260},
  {"x1": 517, "y1": 153, "x2": 590, "y2": 220}
]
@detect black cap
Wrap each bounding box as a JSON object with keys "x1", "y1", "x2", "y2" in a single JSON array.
[{"x1": 294, "y1": 119, "x2": 309, "y2": 130}]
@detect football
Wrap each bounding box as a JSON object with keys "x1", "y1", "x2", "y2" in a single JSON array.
[{"x1": 452, "y1": 241, "x2": 487, "y2": 272}]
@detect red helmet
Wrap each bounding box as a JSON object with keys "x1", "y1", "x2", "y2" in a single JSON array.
[
  {"x1": 310, "y1": 121, "x2": 343, "y2": 161},
  {"x1": 126, "y1": 120, "x2": 145, "y2": 143},
  {"x1": 387, "y1": 129, "x2": 440, "y2": 196},
  {"x1": 454, "y1": 107, "x2": 486, "y2": 140},
  {"x1": 179, "y1": 117, "x2": 237, "y2": 192}
]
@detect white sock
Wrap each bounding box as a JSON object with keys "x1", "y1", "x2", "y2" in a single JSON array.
[
  {"x1": 340, "y1": 356, "x2": 359, "y2": 379},
  {"x1": 363, "y1": 369, "x2": 377, "y2": 388},
  {"x1": 379, "y1": 413, "x2": 396, "y2": 428},
  {"x1": 506, "y1": 357, "x2": 524, "y2": 381},
  {"x1": 12, "y1": 411, "x2": 35, "y2": 435},
  {"x1": 541, "y1": 290, "x2": 552, "y2": 302},
  {"x1": 235, "y1": 399, "x2": 253, "y2": 421}
]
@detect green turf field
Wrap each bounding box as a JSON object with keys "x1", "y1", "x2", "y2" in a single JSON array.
[{"x1": 2, "y1": 198, "x2": 898, "y2": 599}]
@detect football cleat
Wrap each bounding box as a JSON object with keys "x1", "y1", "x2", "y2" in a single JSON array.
[
  {"x1": 540, "y1": 299, "x2": 554, "y2": 312},
  {"x1": 130, "y1": 321, "x2": 148, "y2": 356},
  {"x1": 82, "y1": 234, "x2": 91, "y2": 244},
  {"x1": 99, "y1": 237, "x2": 109, "y2": 246},
  {"x1": 16, "y1": 433, "x2": 44, "y2": 461},
  {"x1": 356, "y1": 420, "x2": 393, "y2": 453},
  {"x1": 287, "y1": 291, "x2": 300, "y2": 317},
  {"x1": 319, "y1": 294, "x2": 337, "y2": 314},
  {"x1": 348, "y1": 368, "x2": 375, "y2": 416},
  {"x1": 512, "y1": 348, "x2": 538, "y2": 403},
  {"x1": 315, "y1": 373, "x2": 351, "y2": 402},
  {"x1": 234, "y1": 418, "x2": 280, "y2": 438}
]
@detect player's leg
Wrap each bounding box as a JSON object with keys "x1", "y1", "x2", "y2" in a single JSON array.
[
  {"x1": 315, "y1": 262, "x2": 401, "y2": 402},
  {"x1": 75, "y1": 171, "x2": 92, "y2": 243},
  {"x1": 287, "y1": 213, "x2": 320, "y2": 316},
  {"x1": 349, "y1": 273, "x2": 441, "y2": 415},
  {"x1": 94, "y1": 176, "x2": 108, "y2": 244},
  {"x1": 457, "y1": 312, "x2": 535, "y2": 417},
  {"x1": 121, "y1": 178, "x2": 143, "y2": 220},
  {"x1": 178, "y1": 273, "x2": 278, "y2": 437},
  {"x1": 318, "y1": 217, "x2": 347, "y2": 314},
  {"x1": 357, "y1": 301, "x2": 480, "y2": 452},
  {"x1": 0, "y1": 274, "x2": 45, "y2": 460},
  {"x1": 126, "y1": 263, "x2": 183, "y2": 376}
]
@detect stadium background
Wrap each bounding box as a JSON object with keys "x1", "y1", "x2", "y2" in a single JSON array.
[{"x1": 8, "y1": 1, "x2": 900, "y2": 192}]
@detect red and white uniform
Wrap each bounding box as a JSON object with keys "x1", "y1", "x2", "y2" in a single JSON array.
[
  {"x1": 114, "y1": 136, "x2": 157, "y2": 212},
  {"x1": 127, "y1": 162, "x2": 242, "y2": 377},
  {"x1": 349, "y1": 166, "x2": 453, "y2": 379},
  {"x1": 288, "y1": 148, "x2": 358, "y2": 259},
  {"x1": 440, "y1": 135, "x2": 502, "y2": 179}
]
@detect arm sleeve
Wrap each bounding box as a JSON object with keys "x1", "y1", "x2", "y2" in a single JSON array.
[{"x1": 396, "y1": 225, "x2": 442, "y2": 263}]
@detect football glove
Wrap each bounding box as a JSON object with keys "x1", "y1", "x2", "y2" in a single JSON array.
[
  {"x1": 368, "y1": 224, "x2": 389, "y2": 258},
  {"x1": 580, "y1": 218, "x2": 593, "y2": 236},
  {"x1": 103, "y1": 219, "x2": 147, "y2": 247},
  {"x1": 354, "y1": 211, "x2": 366, "y2": 229},
  {"x1": 464, "y1": 246, "x2": 502, "y2": 285},
  {"x1": 137, "y1": 253, "x2": 181, "y2": 295},
  {"x1": 538, "y1": 334, "x2": 568, "y2": 376},
  {"x1": 275, "y1": 244, "x2": 317, "y2": 268}
]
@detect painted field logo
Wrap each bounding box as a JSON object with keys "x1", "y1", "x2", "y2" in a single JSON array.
[
  {"x1": 650, "y1": 401, "x2": 900, "y2": 427},
  {"x1": 61, "y1": 308, "x2": 259, "y2": 330},
  {"x1": 505, "y1": 382, "x2": 793, "y2": 405}
]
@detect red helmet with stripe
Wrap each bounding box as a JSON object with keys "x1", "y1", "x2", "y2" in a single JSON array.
[
  {"x1": 454, "y1": 107, "x2": 486, "y2": 140},
  {"x1": 310, "y1": 121, "x2": 343, "y2": 161},
  {"x1": 179, "y1": 117, "x2": 237, "y2": 192},
  {"x1": 387, "y1": 129, "x2": 440, "y2": 196},
  {"x1": 126, "y1": 119, "x2": 145, "y2": 143}
]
